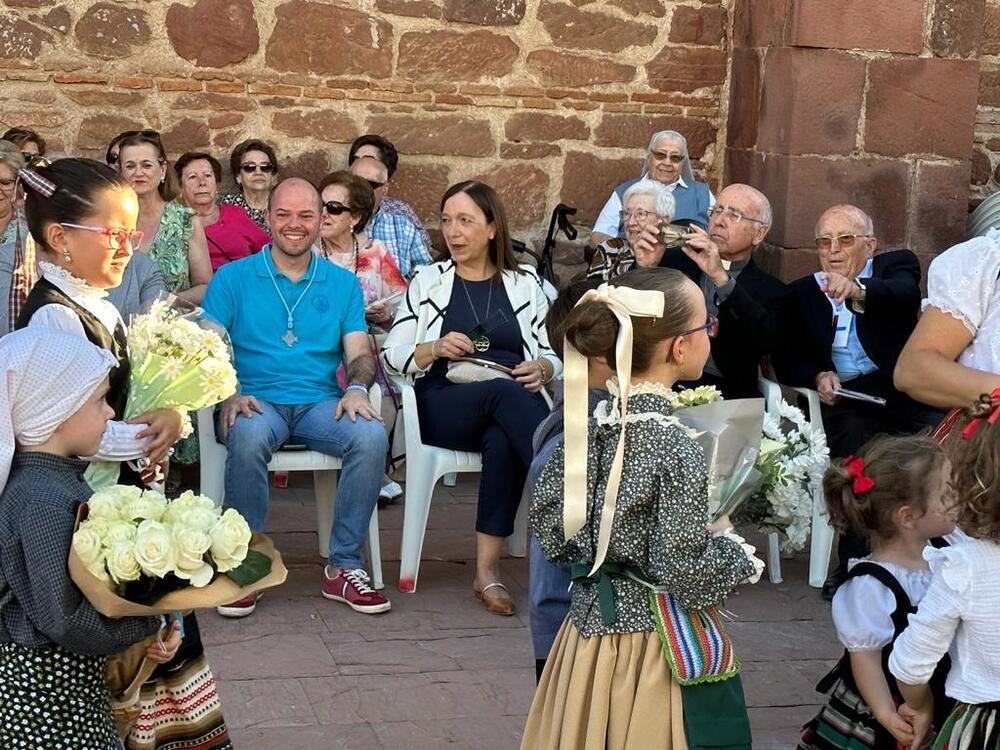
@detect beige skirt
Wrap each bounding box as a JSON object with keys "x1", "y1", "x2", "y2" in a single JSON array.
[{"x1": 520, "y1": 619, "x2": 688, "y2": 750}]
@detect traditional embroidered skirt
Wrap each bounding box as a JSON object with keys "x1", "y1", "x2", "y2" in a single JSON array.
[
  {"x1": 798, "y1": 678, "x2": 896, "y2": 749},
  {"x1": 0, "y1": 642, "x2": 121, "y2": 749},
  {"x1": 521, "y1": 619, "x2": 689, "y2": 750},
  {"x1": 126, "y1": 653, "x2": 231, "y2": 750},
  {"x1": 933, "y1": 701, "x2": 1000, "y2": 749}
]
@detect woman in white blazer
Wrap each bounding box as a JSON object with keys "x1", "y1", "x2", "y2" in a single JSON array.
[{"x1": 383, "y1": 181, "x2": 561, "y2": 616}]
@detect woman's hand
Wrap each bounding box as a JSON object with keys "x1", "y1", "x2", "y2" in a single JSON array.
[
  {"x1": 365, "y1": 300, "x2": 388, "y2": 325},
  {"x1": 433, "y1": 332, "x2": 476, "y2": 361},
  {"x1": 896, "y1": 703, "x2": 930, "y2": 749},
  {"x1": 707, "y1": 514, "x2": 732, "y2": 534},
  {"x1": 145, "y1": 619, "x2": 182, "y2": 664},
  {"x1": 633, "y1": 227, "x2": 667, "y2": 268},
  {"x1": 130, "y1": 408, "x2": 184, "y2": 465},
  {"x1": 512, "y1": 359, "x2": 548, "y2": 393}
]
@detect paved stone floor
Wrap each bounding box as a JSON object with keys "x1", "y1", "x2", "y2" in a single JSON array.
[{"x1": 200, "y1": 473, "x2": 835, "y2": 749}]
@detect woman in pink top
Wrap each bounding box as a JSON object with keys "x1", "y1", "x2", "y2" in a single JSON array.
[
  {"x1": 314, "y1": 170, "x2": 406, "y2": 332},
  {"x1": 175, "y1": 152, "x2": 269, "y2": 270}
]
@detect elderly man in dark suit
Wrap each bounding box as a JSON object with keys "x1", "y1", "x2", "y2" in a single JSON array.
[
  {"x1": 650, "y1": 183, "x2": 787, "y2": 398},
  {"x1": 774, "y1": 204, "x2": 942, "y2": 596}
]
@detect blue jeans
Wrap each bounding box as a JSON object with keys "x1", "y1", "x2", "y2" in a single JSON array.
[{"x1": 220, "y1": 397, "x2": 387, "y2": 569}]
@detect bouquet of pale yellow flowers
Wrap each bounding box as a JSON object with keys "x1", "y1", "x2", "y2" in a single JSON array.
[{"x1": 69, "y1": 486, "x2": 285, "y2": 614}]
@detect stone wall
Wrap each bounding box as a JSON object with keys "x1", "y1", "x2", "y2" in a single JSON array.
[
  {"x1": 727, "y1": 0, "x2": 982, "y2": 282},
  {"x1": 973, "y1": 0, "x2": 1000, "y2": 202},
  {"x1": 0, "y1": 0, "x2": 732, "y2": 277}
]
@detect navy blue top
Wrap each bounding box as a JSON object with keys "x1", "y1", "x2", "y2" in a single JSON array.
[{"x1": 418, "y1": 276, "x2": 522, "y2": 391}]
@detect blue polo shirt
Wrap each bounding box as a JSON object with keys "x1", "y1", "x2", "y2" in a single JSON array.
[{"x1": 202, "y1": 246, "x2": 366, "y2": 405}]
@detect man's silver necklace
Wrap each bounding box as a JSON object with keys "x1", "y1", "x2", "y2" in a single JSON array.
[
  {"x1": 264, "y1": 252, "x2": 317, "y2": 347},
  {"x1": 459, "y1": 276, "x2": 493, "y2": 352}
]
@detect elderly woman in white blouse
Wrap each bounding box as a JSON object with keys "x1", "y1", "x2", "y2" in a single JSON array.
[{"x1": 895, "y1": 228, "x2": 1000, "y2": 407}]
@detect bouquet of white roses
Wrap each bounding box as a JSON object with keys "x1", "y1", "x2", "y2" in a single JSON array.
[
  {"x1": 86, "y1": 296, "x2": 238, "y2": 489},
  {"x1": 68, "y1": 485, "x2": 286, "y2": 615}
]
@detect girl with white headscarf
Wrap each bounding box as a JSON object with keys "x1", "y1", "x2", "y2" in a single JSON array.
[
  {"x1": 0, "y1": 327, "x2": 179, "y2": 749},
  {"x1": 591, "y1": 129, "x2": 716, "y2": 244},
  {"x1": 522, "y1": 268, "x2": 759, "y2": 750}
]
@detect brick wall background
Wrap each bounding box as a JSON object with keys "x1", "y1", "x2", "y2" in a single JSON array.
[
  {"x1": 973, "y1": 0, "x2": 1000, "y2": 202},
  {"x1": 0, "y1": 0, "x2": 732, "y2": 278}
]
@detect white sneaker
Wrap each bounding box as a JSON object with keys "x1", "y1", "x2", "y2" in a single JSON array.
[{"x1": 379, "y1": 480, "x2": 403, "y2": 500}]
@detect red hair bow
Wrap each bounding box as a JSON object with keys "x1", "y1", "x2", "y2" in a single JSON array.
[
  {"x1": 961, "y1": 387, "x2": 1000, "y2": 440},
  {"x1": 842, "y1": 455, "x2": 875, "y2": 494}
]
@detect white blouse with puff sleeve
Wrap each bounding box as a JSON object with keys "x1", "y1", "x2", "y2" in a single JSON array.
[
  {"x1": 889, "y1": 539, "x2": 1000, "y2": 704},
  {"x1": 924, "y1": 227, "x2": 1000, "y2": 374},
  {"x1": 831, "y1": 559, "x2": 931, "y2": 652}
]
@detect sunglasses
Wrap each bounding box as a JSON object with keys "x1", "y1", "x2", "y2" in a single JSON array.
[
  {"x1": 815, "y1": 233, "x2": 869, "y2": 251},
  {"x1": 322, "y1": 200, "x2": 351, "y2": 215},
  {"x1": 651, "y1": 151, "x2": 685, "y2": 164},
  {"x1": 60, "y1": 223, "x2": 143, "y2": 251},
  {"x1": 106, "y1": 130, "x2": 161, "y2": 165},
  {"x1": 365, "y1": 179, "x2": 386, "y2": 191},
  {"x1": 241, "y1": 162, "x2": 276, "y2": 174}
]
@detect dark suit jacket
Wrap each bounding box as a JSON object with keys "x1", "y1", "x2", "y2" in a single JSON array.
[
  {"x1": 772, "y1": 249, "x2": 921, "y2": 389},
  {"x1": 659, "y1": 248, "x2": 787, "y2": 398}
]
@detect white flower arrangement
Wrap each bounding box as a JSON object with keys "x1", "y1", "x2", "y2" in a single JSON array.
[{"x1": 73, "y1": 487, "x2": 253, "y2": 594}]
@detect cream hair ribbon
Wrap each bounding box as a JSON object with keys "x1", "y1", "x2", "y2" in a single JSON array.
[{"x1": 563, "y1": 282, "x2": 665, "y2": 576}]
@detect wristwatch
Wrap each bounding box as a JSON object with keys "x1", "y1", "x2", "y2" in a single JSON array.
[{"x1": 852, "y1": 278, "x2": 867, "y2": 313}]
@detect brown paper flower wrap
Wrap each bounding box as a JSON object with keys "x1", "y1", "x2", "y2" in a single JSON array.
[{"x1": 67, "y1": 503, "x2": 287, "y2": 738}]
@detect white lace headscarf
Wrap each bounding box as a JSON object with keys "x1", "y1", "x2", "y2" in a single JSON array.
[{"x1": 0, "y1": 326, "x2": 115, "y2": 491}]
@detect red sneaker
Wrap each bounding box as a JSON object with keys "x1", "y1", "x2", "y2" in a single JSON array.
[
  {"x1": 322, "y1": 567, "x2": 391, "y2": 614},
  {"x1": 216, "y1": 592, "x2": 259, "y2": 618}
]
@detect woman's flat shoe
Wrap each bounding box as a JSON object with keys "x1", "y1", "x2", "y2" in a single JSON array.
[{"x1": 475, "y1": 582, "x2": 515, "y2": 616}]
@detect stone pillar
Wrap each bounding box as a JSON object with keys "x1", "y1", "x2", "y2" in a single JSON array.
[{"x1": 725, "y1": 0, "x2": 983, "y2": 280}]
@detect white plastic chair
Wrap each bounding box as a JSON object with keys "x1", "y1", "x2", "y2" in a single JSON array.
[
  {"x1": 757, "y1": 376, "x2": 835, "y2": 589},
  {"x1": 197, "y1": 384, "x2": 384, "y2": 590},
  {"x1": 389, "y1": 373, "x2": 534, "y2": 592}
]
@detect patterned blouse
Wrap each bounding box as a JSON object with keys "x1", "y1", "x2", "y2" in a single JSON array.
[
  {"x1": 219, "y1": 191, "x2": 269, "y2": 233},
  {"x1": 316, "y1": 236, "x2": 407, "y2": 328},
  {"x1": 530, "y1": 383, "x2": 755, "y2": 637},
  {"x1": 145, "y1": 201, "x2": 194, "y2": 294},
  {"x1": 586, "y1": 238, "x2": 636, "y2": 281}
]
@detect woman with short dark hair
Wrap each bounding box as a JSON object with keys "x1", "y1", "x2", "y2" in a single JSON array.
[
  {"x1": 175, "y1": 152, "x2": 268, "y2": 270},
  {"x1": 1, "y1": 126, "x2": 45, "y2": 157},
  {"x1": 383, "y1": 181, "x2": 560, "y2": 615},
  {"x1": 219, "y1": 138, "x2": 278, "y2": 232}
]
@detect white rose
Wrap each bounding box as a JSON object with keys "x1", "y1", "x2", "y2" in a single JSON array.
[
  {"x1": 104, "y1": 521, "x2": 137, "y2": 546},
  {"x1": 122, "y1": 491, "x2": 168, "y2": 523},
  {"x1": 172, "y1": 524, "x2": 212, "y2": 586},
  {"x1": 209, "y1": 508, "x2": 252, "y2": 572},
  {"x1": 133, "y1": 520, "x2": 176, "y2": 578},
  {"x1": 88, "y1": 492, "x2": 124, "y2": 521},
  {"x1": 163, "y1": 492, "x2": 219, "y2": 529},
  {"x1": 73, "y1": 525, "x2": 105, "y2": 570},
  {"x1": 106, "y1": 541, "x2": 142, "y2": 585}
]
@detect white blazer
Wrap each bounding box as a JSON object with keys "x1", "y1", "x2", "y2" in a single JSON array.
[{"x1": 381, "y1": 259, "x2": 562, "y2": 381}]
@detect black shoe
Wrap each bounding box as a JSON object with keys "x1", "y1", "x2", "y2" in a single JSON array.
[{"x1": 821, "y1": 568, "x2": 848, "y2": 601}]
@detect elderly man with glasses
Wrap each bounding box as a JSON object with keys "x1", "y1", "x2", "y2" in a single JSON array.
[
  {"x1": 652, "y1": 183, "x2": 786, "y2": 398},
  {"x1": 772, "y1": 204, "x2": 943, "y2": 596},
  {"x1": 591, "y1": 129, "x2": 715, "y2": 244}
]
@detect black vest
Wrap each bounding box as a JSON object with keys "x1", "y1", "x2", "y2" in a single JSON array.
[{"x1": 16, "y1": 278, "x2": 130, "y2": 419}]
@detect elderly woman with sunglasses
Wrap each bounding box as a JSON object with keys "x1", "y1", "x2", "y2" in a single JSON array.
[
  {"x1": 587, "y1": 178, "x2": 677, "y2": 280},
  {"x1": 219, "y1": 139, "x2": 278, "y2": 233},
  {"x1": 175, "y1": 151, "x2": 269, "y2": 270},
  {"x1": 591, "y1": 129, "x2": 715, "y2": 245}
]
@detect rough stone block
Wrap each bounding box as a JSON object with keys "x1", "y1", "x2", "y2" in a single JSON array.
[
  {"x1": 397, "y1": 30, "x2": 518, "y2": 81},
  {"x1": 538, "y1": 1, "x2": 658, "y2": 52},
  {"x1": 984, "y1": 3, "x2": 1000, "y2": 55},
  {"x1": 646, "y1": 46, "x2": 728, "y2": 92},
  {"x1": 866, "y1": 58, "x2": 979, "y2": 159},
  {"x1": 388, "y1": 162, "x2": 451, "y2": 225},
  {"x1": 160, "y1": 117, "x2": 211, "y2": 154},
  {"x1": 929, "y1": 0, "x2": 985, "y2": 57},
  {"x1": 560, "y1": 150, "x2": 640, "y2": 225},
  {"x1": 757, "y1": 48, "x2": 864, "y2": 156},
  {"x1": 280, "y1": 148, "x2": 332, "y2": 185},
  {"x1": 442, "y1": 0, "x2": 525, "y2": 25},
  {"x1": 265, "y1": 2, "x2": 392, "y2": 77},
  {"x1": 669, "y1": 5, "x2": 725, "y2": 45},
  {"x1": 471, "y1": 163, "x2": 550, "y2": 228},
  {"x1": 365, "y1": 114, "x2": 495, "y2": 157},
  {"x1": 375, "y1": 0, "x2": 441, "y2": 18},
  {"x1": 174, "y1": 92, "x2": 256, "y2": 112},
  {"x1": 272, "y1": 109, "x2": 357, "y2": 143},
  {"x1": 593, "y1": 114, "x2": 715, "y2": 157},
  {"x1": 28, "y1": 5, "x2": 68, "y2": 32},
  {"x1": 979, "y1": 64, "x2": 1000, "y2": 108},
  {"x1": 505, "y1": 112, "x2": 588, "y2": 142},
  {"x1": 908, "y1": 160, "x2": 973, "y2": 255},
  {"x1": 166, "y1": 0, "x2": 259, "y2": 68},
  {"x1": 726, "y1": 48, "x2": 761, "y2": 150},
  {"x1": 499, "y1": 142, "x2": 561, "y2": 159},
  {"x1": 788, "y1": 0, "x2": 924, "y2": 54},
  {"x1": 619, "y1": 0, "x2": 666, "y2": 16},
  {"x1": 77, "y1": 114, "x2": 144, "y2": 150},
  {"x1": 526, "y1": 49, "x2": 635, "y2": 86},
  {"x1": 972, "y1": 148, "x2": 992, "y2": 185},
  {"x1": 74, "y1": 2, "x2": 150, "y2": 58},
  {"x1": 732, "y1": 0, "x2": 788, "y2": 48}
]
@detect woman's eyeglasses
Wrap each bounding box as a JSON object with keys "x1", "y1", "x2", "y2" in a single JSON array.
[
  {"x1": 322, "y1": 201, "x2": 351, "y2": 215},
  {"x1": 676, "y1": 314, "x2": 719, "y2": 339},
  {"x1": 59, "y1": 223, "x2": 143, "y2": 251},
  {"x1": 241, "y1": 162, "x2": 276, "y2": 174}
]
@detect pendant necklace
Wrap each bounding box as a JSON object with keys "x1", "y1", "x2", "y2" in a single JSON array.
[
  {"x1": 459, "y1": 276, "x2": 493, "y2": 352},
  {"x1": 264, "y1": 251, "x2": 317, "y2": 347}
]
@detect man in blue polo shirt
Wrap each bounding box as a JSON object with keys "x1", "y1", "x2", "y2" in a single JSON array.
[{"x1": 203, "y1": 177, "x2": 390, "y2": 617}]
